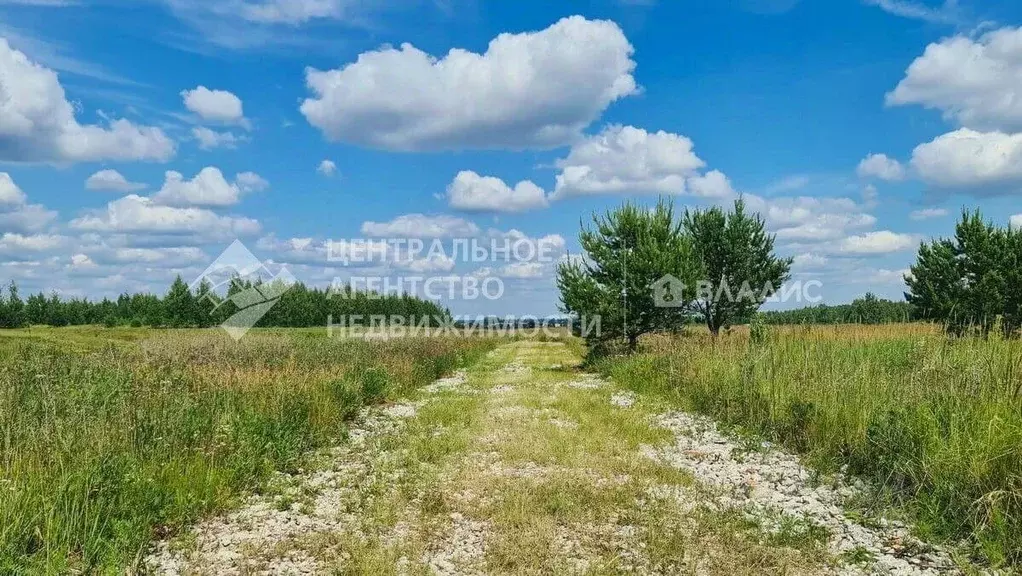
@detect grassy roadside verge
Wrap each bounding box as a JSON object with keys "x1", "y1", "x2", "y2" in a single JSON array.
[
  {"x1": 593, "y1": 324, "x2": 1022, "y2": 568},
  {"x1": 0, "y1": 328, "x2": 498, "y2": 573}
]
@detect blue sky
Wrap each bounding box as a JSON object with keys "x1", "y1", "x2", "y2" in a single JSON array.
[{"x1": 1, "y1": 0, "x2": 1021, "y2": 316}]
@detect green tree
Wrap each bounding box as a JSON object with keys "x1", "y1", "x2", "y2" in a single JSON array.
[
  {"x1": 164, "y1": 276, "x2": 197, "y2": 328},
  {"x1": 905, "y1": 237, "x2": 962, "y2": 331},
  {"x1": 906, "y1": 210, "x2": 1009, "y2": 337},
  {"x1": 194, "y1": 278, "x2": 219, "y2": 328},
  {"x1": 1004, "y1": 224, "x2": 1022, "y2": 336},
  {"x1": 558, "y1": 200, "x2": 696, "y2": 353},
  {"x1": 25, "y1": 293, "x2": 47, "y2": 325},
  {"x1": 683, "y1": 199, "x2": 792, "y2": 336},
  {"x1": 851, "y1": 293, "x2": 884, "y2": 324},
  {"x1": 958, "y1": 210, "x2": 1008, "y2": 335},
  {"x1": 0, "y1": 281, "x2": 26, "y2": 329}
]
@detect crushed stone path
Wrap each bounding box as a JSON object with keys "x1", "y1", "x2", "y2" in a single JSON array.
[{"x1": 144, "y1": 341, "x2": 969, "y2": 575}]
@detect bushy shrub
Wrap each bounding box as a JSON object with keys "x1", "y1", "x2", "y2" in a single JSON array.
[{"x1": 359, "y1": 367, "x2": 390, "y2": 402}]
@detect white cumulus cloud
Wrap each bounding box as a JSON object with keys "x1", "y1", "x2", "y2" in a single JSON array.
[
  {"x1": 0, "y1": 172, "x2": 27, "y2": 205},
  {"x1": 85, "y1": 169, "x2": 146, "y2": 192},
  {"x1": 887, "y1": 26, "x2": 1022, "y2": 132},
  {"x1": 857, "y1": 153, "x2": 906, "y2": 181},
  {"x1": 791, "y1": 253, "x2": 829, "y2": 270},
  {"x1": 910, "y1": 128, "x2": 1022, "y2": 190},
  {"x1": 317, "y1": 159, "x2": 337, "y2": 176},
  {"x1": 236, "y1": 171, "x2": 269, "y2": 193},
  {"x1": 862, "y1": 268, "x2": 912, "y2": 286},
  {"x1": 862, "y1": 184, "x2": 879, "y2": 206},
  {"x1": 70, "y1": 253, "x2": 96, "y2": 268},
  {"x1": 446, "y1": 171, "x2": 549, "y2": 213},
  {"x1": 70, "y1": 194, "x2": 260, "y2": 238},
  {"x1": 486, "y1": 228, "x2": 566, "y2": 260},
  {"x1": 0, "y1": 173, "x2": 57, "y2": 233},
  {"x1": 877, "y1": 27, "x2": 1022, "y2": 196},
  {"x1": 744, "y1": 195, "x2": 876, "y2": 242},
  {"x1": 838, "y1": 231, "x2": 918, "y2": 255},
  {"x1": 500, "y1": 262, "x2": 545, "y2": 279},
  {"x1": 300, "y1": 16, "x2": 638, "y2": 151},
  {"x1": 0, "y1": 39, "x2": 175, "y2": 163},
  {"x1": 101, "y1": 246, "x2": 208, "y2": 266},
  {"x1": 0, "y1": 232, "x2": 64, "y2": 254},
  {"x1": 192, "y1": 126, "x2": 244, "y2": 150},
  {"x1": 361, "y1": 214, "x2": 480, "y2": 238},
  {"x1": 686, "y1": 170, "x2": 736, "y2": 199},
  {"x1": 551, "y1": 125, "x2": 733, "y2": 199},
  {"x1": 403, "y1": 253, "x2": 456, "y2": 273},
  {"x1": 181, "y1": 86, "x2": 248, "y2": 126},
  {"x1": 445, "y1": 125, "x2": 735, "y2": 209},
  {"x1": 909, "y1": 207, "x2": 948, "y2": 221},
  {"x1": 0, "y1": 204, "x2": 57, "y2": 234},
  {"x1": 152, "y1": 167, "x2": 267, "y2": 207}
]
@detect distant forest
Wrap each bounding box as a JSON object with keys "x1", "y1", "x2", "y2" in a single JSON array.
[
  {"x1": 0, "y1": 279, "x2": 915, "y2": 330},
  {"x1": 758, "y1": 293, "x2": 915, "y2": 325},
  {"x1": 0, "y1": 277, "x2": 450, "y2": 329}
]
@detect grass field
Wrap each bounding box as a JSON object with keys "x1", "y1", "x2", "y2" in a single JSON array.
[
  {"x1": 2, "y1": 323, "x2": 1020, "y2": 572},
  {"x1": 0, "y1": 327, "x2": 498, "y2": 573},
  {"x1": 597, "y1": 323, "x2": 1022, "y2": 567}
]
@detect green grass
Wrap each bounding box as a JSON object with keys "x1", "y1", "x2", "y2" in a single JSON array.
[
  {"x1": 596, "y1": 324, "x2": 1022, "y2": 568},
  {"x1": 447, "y1": 342, "x2": 826, "y2": 575},
  {"x1": 0, "y1": 327, "x2": 497, "y2": 574}
]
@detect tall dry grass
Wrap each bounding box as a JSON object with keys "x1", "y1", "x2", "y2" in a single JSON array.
[
  {"x1": 598, "y1": 323, "x2": 1022, "y2": 567},
  {"x1": 0, "y1": 328, "x2": 496, "y2": 573}
]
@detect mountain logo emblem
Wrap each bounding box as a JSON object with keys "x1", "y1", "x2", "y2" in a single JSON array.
[{"x1": 191, "y1": 240, "x2": 296, "y2": 340}]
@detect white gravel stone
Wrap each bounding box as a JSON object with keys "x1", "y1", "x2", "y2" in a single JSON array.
[
  {"x1": 499, "y1": 360, "x2": 531, "y2": 375},
  {"x1": 565, "y1": 376, "x2": 603, "y2": 390},
  {"x1": 383, "y1": 403, "x2": 418, "y2": 418},
  {"x1": 610, "y1": 391, "x2": 637, "y2": 408},
  {"x1": 423, "y1": 513, "x2": 490, "y2": 575},
  {"x1": 423, "y1": 370, "x2": 469, "y2": 394},
  {"x1": 648, "y1": 411, "x2": 961, "y2": 575}
]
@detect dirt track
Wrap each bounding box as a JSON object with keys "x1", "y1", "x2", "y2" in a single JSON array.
[{"x1": 146, "y1": 341, "x2": 959, "y2": 575}]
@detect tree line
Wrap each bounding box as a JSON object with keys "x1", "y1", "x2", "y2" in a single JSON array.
[
  {"x1": 758, "y1": 293, "x2": 916, "y2": 325},
  {"x1": 0, "y1": 276, "x2": 450, "y2": 329}
]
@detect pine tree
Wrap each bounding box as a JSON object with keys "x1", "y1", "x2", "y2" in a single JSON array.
[
  {"x1": 906, "y1": 210, "x2": 1010, "y2": 337},
  {"x1": 164, "y1": 276, "x2": 198, "y2": 328},
  {"x1": 194, "y1": 278, "x2": 218, "y2": 328},
  {"x1": 558, "y1": 200, "x2": 696, "y2": 352},
  {"x1": 0, "y1": 281, "x2": 26, "y2": 328},
  {"x1": 684, "y1": 199, "x2": 792, "y2": 337}
]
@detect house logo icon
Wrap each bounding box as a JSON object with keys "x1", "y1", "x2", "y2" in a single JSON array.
[{"x1": 651, "y1": 274, "x2": 686, "y2": 308}]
